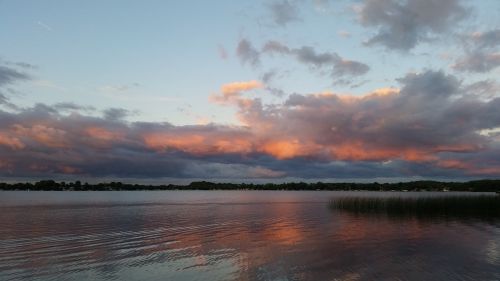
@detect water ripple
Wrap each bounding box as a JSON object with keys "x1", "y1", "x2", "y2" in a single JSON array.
[{"x1": 0, "y1": 191, "x2": 499, "y2": 281}]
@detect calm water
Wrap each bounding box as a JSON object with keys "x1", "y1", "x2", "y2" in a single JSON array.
[{"x1": 0, "y1": 191, "x2": 499, "y2": 281}]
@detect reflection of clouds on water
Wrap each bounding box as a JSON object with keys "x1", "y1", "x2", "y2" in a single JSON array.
[
  {"x1": 1, "y1": 192, "x2": 499, "y2": 281},
  {"x1": 263, "y1": 220, "x2": 303, "y2": 245},
  {"x1": 334, "y1": 273, "x2": 361, "y2": 281},
  {"x1": 485, "y1": 238, "x2": 499, "y2": 265}
]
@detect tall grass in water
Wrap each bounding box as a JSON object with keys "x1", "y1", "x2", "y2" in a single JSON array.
[{"x1": 329, "y1": 195, "x2": 500, "y2": 219}]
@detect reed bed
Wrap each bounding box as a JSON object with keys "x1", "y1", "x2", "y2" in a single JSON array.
[{"x1": 329, "y1": 195, "x2": 500, "y2": 218}]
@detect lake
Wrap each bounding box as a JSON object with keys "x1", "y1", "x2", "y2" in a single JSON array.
[{"x1": 1, "y1": 191, "x2": 499, "y2": 281}]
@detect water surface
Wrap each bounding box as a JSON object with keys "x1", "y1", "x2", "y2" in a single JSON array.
[{"x1": 1, "y1": 191, "x2": 499, "y2": 280}]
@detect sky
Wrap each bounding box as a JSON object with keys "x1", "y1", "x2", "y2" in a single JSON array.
[{"x1": 1, "y1": 0, "x2": 500, "y2": 183}]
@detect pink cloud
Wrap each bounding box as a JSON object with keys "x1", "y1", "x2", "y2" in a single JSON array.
[{"x1": 0, "y1": 133, "x2": 25, "y2": 150}]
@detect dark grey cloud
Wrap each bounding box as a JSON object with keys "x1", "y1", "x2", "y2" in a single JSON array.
[
  {"x1": 260, "y1": 70, "x2": 287, "y2": 97},
  {"x1": 0, "y1": 94, "x2": 21, "y2": 112},
  {"x1": 470, "y1": 29, "x2": 500, "y2": 49},
  {"x1": 236, "y1": 39, "x2": 260, "y2": 66},
  {"x1": 265, "y1": 86, "x2": 287, "y2": 97},
  {"x1": 261, "y1": 70, "x2": 277, "y2": 84},
  {"x1": 0, "y1": 65, "x2": 30, "y2": 87},
  {"x1": 268, "y1": 0, "x2": 301, "y2": 26},
  {"x1": 0, "y1": 58, "x2": 37, "y2": 70},
  {"x1": 0, "y1": 93, "x2": 9, "y2": 105},
  {"x1": 53, "y1": 102, "x2": 96, "y2": 113},
  {"x1": 103, "y1": 108, "x2": 131, "y2": 121},
  {"x1": 0, "y1": 62, "x2": 32, "y2": 110},
  {"x1": 357, "y1": 0, "x2": 468, "y2": 51},
  {"x1": 453, "y1": 52, "x2": 500, "y2": 73},
  {"x1": 332, "y1": 58, "x2": 371, "y2": 77},
  {"x1": 454, "y1": 29, "x2": 500, "y2": 73},
  {"x1": 3, "y1": 61, "x2": 37, "y2": 69},
  {"x1": 463, "y1": 80, "x2": 500, "y2": 100},
  {"x1": 237, "y1": 39, "x2": 369, "y2": 84},
  {"x1": 262, "y1": 41, "x2": 370, "y2": 82}
]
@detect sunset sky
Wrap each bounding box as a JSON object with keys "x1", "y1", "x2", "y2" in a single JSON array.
[{"x1": 1, "y1": 0, "x2": 500, "y2": 183}]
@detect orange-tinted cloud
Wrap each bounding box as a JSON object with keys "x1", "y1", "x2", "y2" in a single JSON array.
[
  {"x1": 0, "y1": 159, "x2": 12, "y2": 169},
  {"x1": 210, "y1": 80, "x2": 262, "y2": 105},
  {"x1": 138, "y1": 72, "x2": 500, "y2": 177},
  {"x1": 144, "y1": 133, "x2": 207, "y2": 153},
  {"x1": 436, "y1": 159, "x2": 470, "y2": 170},
  {"x1": 259, "y1": 140, "x2": 322, "y2": 160},
  {"x1": 58, "y1": 165, "x2": 80, "y2": 174},
  {"x1": 0, "y1": 133, "x2": 24, "y2": 150},
  {"x1": 471, "y1": 166, "x2": 500, "y2": 175},
  {"x1": 221, "y1": 80, "x2": 262, "y2": 96},
  {"x1": 85, "y1": 127, "x2": 124, "y2": 143},
  {"x1": 1, "y1": 70, "x2": 500, "y2": 179},
  {"x1": 13, "y1": 124, "x2": 69, "y2": 148},
  {"x1": 143, "y1": 130, "x2": 254, "y2": 155}
]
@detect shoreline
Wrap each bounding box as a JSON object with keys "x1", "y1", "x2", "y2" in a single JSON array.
[{"x1": 1, "y1": 179, "x2": 499, "y2": 192}]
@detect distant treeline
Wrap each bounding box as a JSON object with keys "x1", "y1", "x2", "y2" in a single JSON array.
[{"x1": 1, "y1": 179, "x2": 500, "y2": 192}]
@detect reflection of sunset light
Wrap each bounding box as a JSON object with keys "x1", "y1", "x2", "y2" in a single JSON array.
[{"x1": 264, "y1": 221, "x2": 303, "y2": 245}]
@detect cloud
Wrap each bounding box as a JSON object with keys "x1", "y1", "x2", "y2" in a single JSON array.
[
  {"x1": 13, "y1": 124, "x2": 69, "y2": 148},
  {"x1": 1, "y1": 59, "x2": 37, "y2": 70},
  {"x1": 453, "y1": 29, "x2": 500, "y2": 73},
  {"x1": 103, "y1": 108, "x2": 132, "y2": 121},
  {"x1": 453, "y1": 52, "x2": 500, "y2": 73},
  {"x1": 338, "y1": 30, "x2": 351, "y2": 38},
  {"x1": 36, "y1": 21, "x2": 52, "y2": 32},
  {"x1": 236, "y1": 39, "x2": 370, "y2": 84},
  {"x1": 0, "y1": 62, "x2": 32, "y2": 110},
  {"x1": 0, "y1": 70, "x2": 499, "y2": 180},
  {"x1": 314, "y1": 0, "x2": 331, "y2": 11},
  {"x1": 463, "y1": 80, "x2": 500, "y2": 100},
  {"x1": 209, "y1": 80, "x2": 264, "y2": 119},
  {"x1": 236, "y1": 39, "x2": 260, "y2": 66},
  {"x1": 221, "y1": 80, "x2": 263, "y2": 96},
  {"x1": 32, "y1": 79, "x2": 66, "y2": 92},
  {"x1": 0, "y1": 93, "x2": 8, "y2": 105},
  {"x1": 222, "y1": 70, "x2": 500, "y2": 175},
  {"x1": 217, "y1": 44, "x2": 228, "y2": 60},
  {"x1": 356, "y1": 0, "x2": 468, "y2": 51},
  {"x1": 53, "y1": 102, "x2": 96, "y2": 113},
  {"x1": 0, "y1": 65, "x2": 30, "y2": 87},
  {"x1": 0, "y1": 133, "x2": 24, "y2": 150},
  {"x1": 262, "y1": 41, "x2": 370, "y2": 82},
  {"x1": 267, "y1": 0, "x2": 301, "y2": 27},
  {"x1": 470, "y1": 29, "x2": 500, "y2": 49},
  {"x1": 99, "y1": 83, "x2": 140, "y2": 93}
]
